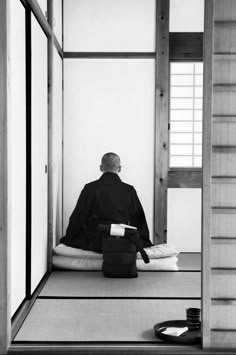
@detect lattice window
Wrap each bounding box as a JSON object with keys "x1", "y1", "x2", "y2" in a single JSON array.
[{"x1": 169, "y1": 62, "x2": 203, "y2": 168}]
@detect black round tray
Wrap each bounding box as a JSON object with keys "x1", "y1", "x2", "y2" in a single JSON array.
[{"x1": 154, "y1": 320, "x2": 201, "y2": 345}]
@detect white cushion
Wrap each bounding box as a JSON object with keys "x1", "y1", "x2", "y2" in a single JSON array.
[
  {"x1": 53, "y1": 243, "x2": 179, "y2": 259},
  {"x1": 53, "y1": 255, "x2": 179, "y2": 271}
]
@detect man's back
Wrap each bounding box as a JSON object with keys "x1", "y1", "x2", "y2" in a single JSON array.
[{"x1": 61, "y1": 153, "x2": 152, "y2": 251}]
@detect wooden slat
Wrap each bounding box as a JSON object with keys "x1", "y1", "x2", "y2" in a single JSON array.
[
  {"x1": 213, "y1": 115, "x2": 236, "y2": 122},
  {"x1": 212, "y1": 181, "x2": 236, "y2": 208},
  {"x1": 212, "y1": 210, "x2": 236, "y2": 238},
  {"x1": 214, "y1": 22, "x2": 236, "y2": 53},
  {"x1": 212, "y1": 151, "x2": 236, "y2": 176},
  {"x1": 212, "y1": 270, "x2": 236, "y2": 299},
  {"x1": 202, "y1": 0, "x2": 214, "y2": 348},
  {"x1": 212, "y1": 121, "x2": 236, "y2": 145},
  {"x1": 213, "y1": 91, "x2": 236, "y2": 115},
  {"x1": 0, "y1": 1, "x2": 10, "y2": 354},
  {"x1": 213, "y1": 84, "x2": 236, "y2": 92},
  {"x1": 211, "y1": 301, "x2": 236, "y2": 329},
  {"x1": 211, "y1": 330, "x2": 236, "y2": 348},
  {"x1": 214, "y1": 0, "x2": 236, "y2": 22},
  {"x1": 213, "y1": 60, "x2": 236, "y2": 84},
  {"x1": 211, "y1": 239, "x2": 236, "y2": 268},
  {"x1": 214, "y1": 54, "x2": 236, "y2": 61},
  {"x1": 154, "y1": 0, "x2": 169, "y2": 244}
]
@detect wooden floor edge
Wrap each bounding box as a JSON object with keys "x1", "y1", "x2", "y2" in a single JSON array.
[{"x1": 7, "y1": 344, "x2": 236, "y2": 355}]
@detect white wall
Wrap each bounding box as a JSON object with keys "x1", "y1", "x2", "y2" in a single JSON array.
[
  {"x1": 64, "y1": 0, "x2": 156, "y2": 52},
  {"x1": 167, "y1": 188, "x2": 201, "y2": 252},
  {"x1": 31, "y1": 15, "x2": 48, "y2": 293},
  {"x1": 52, "y1": 47, "x2": 63, "y2": 245},
  {"x1": 63, "y1": 59, "x2": 155, "y2": 238},
  {"x1": 9, "y1": 0, "x2": 26, "y2": 316}
]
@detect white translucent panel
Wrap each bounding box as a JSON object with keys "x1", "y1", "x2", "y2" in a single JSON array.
[
  {"x1": 195, "y1": 75, "x2": 203, "y2": 86},
  {"x1": 53, "y1": 0, "x2": 62, "y2": 45},
  {"x1": 167, "y1": 188, "x2": 201, "y2": 252},
  {"x1": 170, "y1": 156, "x2": 193, "y2": 167},
  {"x1": 171, "y1": 110, "x2": 193, "y2": 121},
  {"x1": 10, "y1": 0, "x2": 26, "y2": 316},
  {"x1": 194, "y1": 121, "x2": 203, "y2": 133},
  {"x1": 169, "y1": 0, "x2": 204, "y2": 32},
  {"x1": 171, "y1": 99, "x2": 193, "y2": 109},
  {"x1": 195, "y1": 87, "x2": 203, "y2": 98},
  {"x1": 171, "y1": 86, "x2": 194, "y2": 98},
  {"x1": 170, "y1": 133, "x2": 193, "y2": 144},
  {"x1": 171, "y1": 75, "x2": 194, "y2": 86},
  {"x1": 171, "y1": 121, "x2": 193, "y2": 133},
  {"x1": 194, "y1": 110, "x2": 203, "y2": 121},
  {"x1": 64, "y1": 59, "x2": 155, "y2": 239},
  {"x1": 194, "y1": 145, "x2": 202, "y2": 155},
  {"x1": 31, "y1": 15, "x2": 48, "y2": 294},
  {"x1": 170, "y1": 145, "x2": 193, "y2": 156},
  {"x1": 194, "y1": 98, "x2": 203, "y2": 109},
  {"x1": 195, "y1": 63, "x2": 203, "y2": 74},
  {"x1": 194, "y1": 133, "x2": 202, "y2": 144},
  {"x1": 171, "y1": 63, "x2": 194, "y2": 74},
  {"x1": 64, "y1": 0, "x2": 156, "y2": 52},
  {"x1": 194, "y1": 156, "x2": 202, "y2": 167},
  {"x1": 52, "y1": 47, "x2": 63, "y2": 245},
  {"x1": 37, "y1": 0, "x2": 47, "y2": 18}
]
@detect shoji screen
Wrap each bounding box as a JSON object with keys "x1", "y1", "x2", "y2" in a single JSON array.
[
  {"x1": 63, "y1": 0, "x2": 156, "y2": 238},
  {"x1": 31, "y1": 15, "x2": 48, "y2": 293},
  {"x1": 10, "y1": 0, "x2": 26, "y2": 316},
  {"x1": 52, "y1": 47, "x2": 63, "y2": 245},
  {"x1": 63, "y1": 60, "x2": 155, "y2": 237}
]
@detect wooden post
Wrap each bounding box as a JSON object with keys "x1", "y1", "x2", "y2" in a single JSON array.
[
  {"x1": 154, "y1": 0, "x2": 169, "y2": 244},
  {"x1": 202, "y1": 0, "x2": 214, "y2": 348},
  {"x1": 0, "y1": 0, "x2": 11, "y2": 353},
  {"x1": 47, "y1": 0, "x2": 54, "y2": 272}
]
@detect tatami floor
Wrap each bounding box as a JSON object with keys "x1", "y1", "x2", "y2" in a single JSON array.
[{"x1": 13, "y1": 253, "x2": 201, "y2": 343}]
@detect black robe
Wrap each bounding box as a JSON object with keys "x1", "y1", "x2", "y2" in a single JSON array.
[{"x1": 60, "y1": 172, "x2": 153, "y2": 252}]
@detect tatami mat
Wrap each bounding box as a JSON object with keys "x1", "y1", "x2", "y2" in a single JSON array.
[
  {"x1": 39, "y1": 271, "x2": 200, "y2": 298},
  {"x1": 14, "y1": 299, "x2": 200, "y2": 342}
]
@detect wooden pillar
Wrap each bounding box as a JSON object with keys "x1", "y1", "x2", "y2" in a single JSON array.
[
  {"x1": 154, "y1": 0, "x2": 169, "y2": 244},
  {"x1": 0, "y1": 0, "x2": 11, "y2": 353},
  {"x1": 47, "y1": 0, "x2": 54, "y2": 272},
  {"x1": 202, "y1": 0, "x2": 214, "y2": 348}
]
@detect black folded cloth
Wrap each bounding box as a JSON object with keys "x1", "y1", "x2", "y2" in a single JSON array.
[{"x1": 97, "y1": 224, "x2": 150, "y2": 264}]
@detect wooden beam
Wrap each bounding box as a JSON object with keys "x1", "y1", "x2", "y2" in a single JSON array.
[
  {"x1": 169, "y1": 32, "x2": 203, "y2": 61},
  {"x1": 168, "y1": 170, "x2": 202, "y2": 188},
  {"x1": 63, "y1": 52, "x2": 155, "y2": 59},
  {"x1": 154, "y1": 0, "x2": 169, "y2": 244},
  {"x1": 0, "y1": 0, "x2": 11, "y2": 353},
  {"x1": 25, "y1": 0, "x2": 51, "y2": 37},
  {"x1": 201, "y1": 0, "x2": 214, "y2": 349}
]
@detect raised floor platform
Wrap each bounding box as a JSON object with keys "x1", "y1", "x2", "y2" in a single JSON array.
[{"x1": 13, "y1": 253, "x2": 201, "y2": 343}]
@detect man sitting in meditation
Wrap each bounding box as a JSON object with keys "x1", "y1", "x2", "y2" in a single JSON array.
[{"x1": 60, "y1": 152, "x2": 153, "y2": 252}]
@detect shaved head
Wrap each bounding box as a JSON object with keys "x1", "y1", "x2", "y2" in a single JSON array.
[{"x1": 100, "y1": 152, "x2": 121, "y2": 173}]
